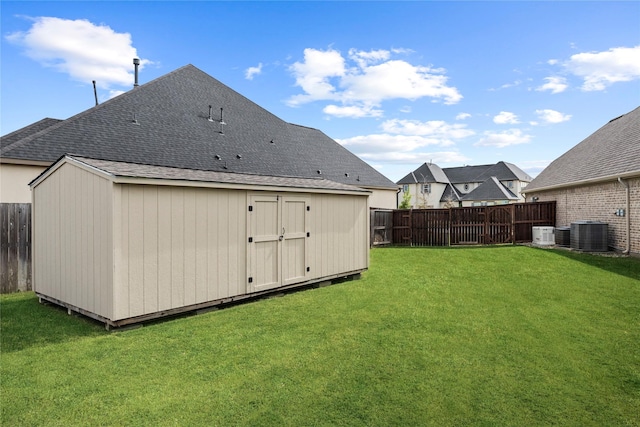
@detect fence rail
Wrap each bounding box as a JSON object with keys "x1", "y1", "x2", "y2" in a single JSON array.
[
  {"x1": 376, "y1": 201, "x2": 555, "y2": 247},
  {"x1": 1, "y1": 203, "x2": 32, "y2": 293}
]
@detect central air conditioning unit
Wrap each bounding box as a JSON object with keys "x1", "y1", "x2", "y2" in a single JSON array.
[
  {"x1": 570, "y1": 221, "x2": 608, "y2": 252},
  {"x1": 555, "y1": 227, "x2": 571, "y2": 247},
  {"x1": 532, "y1": 226, "x2": 555, "y2": 246}
]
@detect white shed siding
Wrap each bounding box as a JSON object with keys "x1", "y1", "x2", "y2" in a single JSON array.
[
  {"x1": 308, "y1": 193, "x2": 369, "y2": 279},
  {"x1": 33, "y1": 157, "x2": 370, "y2": 325},
  {"x1": 33, "y1": 163, "x2": 113, "y2": 319},
  {"x1": 113, "y1": 185, "x2": 246, "y2": 320}
]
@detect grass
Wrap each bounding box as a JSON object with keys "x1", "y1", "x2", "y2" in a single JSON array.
[{"x1": 1, "y1": 246, "x2": 639, "y2": 426}]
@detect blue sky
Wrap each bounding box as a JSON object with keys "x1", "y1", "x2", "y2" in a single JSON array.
[{"x1": 2, "y1": 1, "x2": 639, "y2": 182}]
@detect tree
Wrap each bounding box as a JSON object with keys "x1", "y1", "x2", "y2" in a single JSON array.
[{"x1": 399, "y1": 189, "x2": 412, "y2": 209}]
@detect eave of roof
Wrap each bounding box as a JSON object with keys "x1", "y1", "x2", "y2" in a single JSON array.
[{"x1": 31, "y1": 155, "x2": 371, "y2": 196}]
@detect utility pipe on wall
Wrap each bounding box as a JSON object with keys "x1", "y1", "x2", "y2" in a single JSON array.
[{"x1": 618, "y1": 177, "x2": 630, "y2": 254}]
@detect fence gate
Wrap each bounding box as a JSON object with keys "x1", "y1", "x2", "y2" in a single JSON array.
[{"x1": 485, "y1": 205, "x2": 513, "y2": 244}]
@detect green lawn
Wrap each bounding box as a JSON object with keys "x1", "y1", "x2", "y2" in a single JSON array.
[{"x1": 2, "y1": 246, "x2": 639, "y2": 426}]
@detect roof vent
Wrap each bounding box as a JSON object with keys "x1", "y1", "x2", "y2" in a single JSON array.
[
  {"x1": 133, "y1": 58, "x2": 140, "y2": 88},
  {"x1": 131, "y1": 112, "x2": 139, "y2": 125},
  {"x1": 219, "y1": 108, "x2": 226, "y2": 134},
  {"x1": 215, "y1": 155, "x2": 221, "y2": 160},
  {"x1": 208, "y1": 105, "x2": 214, "y2": 122},
  {"x1": 236, "y1": 154, "x2": 242, "y2": 159},
  {"x1": 345, "y1": 173, "x2": 349, "y2": 177},
  {"x1": 317, "y1": 170, "x2": 322, "y2": 175}
]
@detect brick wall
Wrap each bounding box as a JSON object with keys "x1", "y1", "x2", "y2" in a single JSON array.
[{"x1": 528, "y1": 177, "x2": 639, "y2": 255}]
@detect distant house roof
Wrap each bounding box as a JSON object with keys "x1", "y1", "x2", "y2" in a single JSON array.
[
  {"x1": 1, "y1": 64, "x2": 396, "y2": 190},
  {"x1": 526, "y1": 106, "x2": 640, "y2": 192},
  {"x1": 461, "y1": 177, "x2": 519, "y2": 201},
  {"x1": 397, "y1": 162, "x2": 449, "y2": 184},
  {"x1": 444, "y1": 161, "x2": 531, "y2": 184},
  {"x1": 440, "y1": 183, "x2": 462, "y2": 203},
  {"x1": 396, "y1": 161, "x2": 531, "y2": 186}
]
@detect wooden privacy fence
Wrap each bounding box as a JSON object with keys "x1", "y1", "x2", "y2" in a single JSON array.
[
  {"x1": 375, "y1": 201, "x2": 555, "y2": 247},
  {"x1": 1, "y1": 203, "x2": 32, "y2": 293}
]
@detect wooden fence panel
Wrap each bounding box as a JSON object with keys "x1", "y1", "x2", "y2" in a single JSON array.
[
  {"x1": 384, "y1": 202, "x2": 556, "y2": 247},
  {"x1": 392, "y1": 210, "x2": 412, "y2": 246},
  {"x1": 370, "y1": 209, "x2": 393, "y2": 246},
  {"x1": 450, "y1": 207, "x2": 485, "y2": 245},
  {"x1": 1, "y1": 203, "x2": 32, "y2": 293},
  {"x1": 411, "y1": 209, "x2": 450, "y2": 247}
]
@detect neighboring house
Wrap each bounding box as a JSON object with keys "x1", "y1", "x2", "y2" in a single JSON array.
[
  {"x1": 524, "y1": 106, "x2": 640, "y2": 255},
  {"x1": 0, "y1": 64, "x2": 397, "y2": 208},
  {"x1": 397, "y1": 161, "x2": 532, "y2": 208}
]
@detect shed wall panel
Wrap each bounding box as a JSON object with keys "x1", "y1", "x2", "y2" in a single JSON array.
[
  {"x1": 33, "y1": 163, "x2": 113, "y2": 319},
  {"x1": 113, "y1": 184, "x2": 247, "y2": 320}
]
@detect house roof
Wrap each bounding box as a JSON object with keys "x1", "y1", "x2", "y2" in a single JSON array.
[
  {"x1": 526, "y1": 106, "x2": 640, "y2": 192},
  {"x1": 461, "y1": 177, "x2": 519, "y2": 201},
  {"x1": 439, "y1": 183, "x2": 462, "y2": 202},
  {"x1": 444, "y1": 161, "x2": 531, "y2": 184},
  {"x1": 1, "y1": 118, "x2": 62, "y2": 153},
  {"x1": 1, "y1": 64, "x2": 396, "y2": 190},
  {"x1": 33, "y1": 155, "x2": 369, "y2": 195},
  {"x1": 397, "y1": 160, "x2": 531, "y2": 186},
  {"x1": 397, "y1": 162, "x2": 449, "y2": 184}
]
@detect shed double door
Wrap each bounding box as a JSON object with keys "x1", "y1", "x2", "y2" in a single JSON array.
[{"x1": 248, "y1": 194, "x2": 309, "y2": 293}]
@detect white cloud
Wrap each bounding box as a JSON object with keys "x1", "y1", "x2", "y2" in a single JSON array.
[
  {"x1": 287, "y1": 47, "x2": 462, "y2": 117},
  {"x1": 323, "y1": 104, "x2": 383, "y2": 118},
  {"x1": 336, "y1": 118, "x2": 473, "y2": 169},
  {"x1": 337, "y1": 134, "x2": 445, "y2": 153},
  {"x1": 6, "y1": 16, "x2": 149, "y2": 89},
  {"x1": 358, "y1": 150, "x2": 469, "y2": 165},
  {"x1": 288, "y1": 48, "x2": 345, "y2": 105},
  {"x1": 456, "y1": 112, "x2": 471, "y2": 120},
  {"x1": 536, "y1": 76, "x2": 568, "y2": 94},
  {"x1": 564, "y1": 45, "x2": 640, "y2": 91},
  {"x1": 493, "y1": 111, "x2": 520, "y2": 124},
  {"x1": 380, "y1": 119, "x2": 474, "y2": 140},
  {"x1": 474, "y1": 129, "x2": 532, "y2": 148},
  {"x1": 245, "y1": 63, "x2": 263, "y2": 80},
  {"x1": 535, "y1": 109, "x2": 571, "y2": 124}
]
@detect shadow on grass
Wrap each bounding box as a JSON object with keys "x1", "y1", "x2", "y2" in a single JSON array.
[
  {"x1": 534, "y1": 247, "x2": 640, "y2": 281},
  {"x1": 1, "y1": 292, "x2": 106, "y2": 353}
]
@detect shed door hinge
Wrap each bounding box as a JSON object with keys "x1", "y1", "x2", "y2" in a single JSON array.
[
  {"x1": 248, "y1": 237, "x2": 253, "y2": 243},
  {"x1": 306, "y1": 232, "x2": 310, "y2": 237},
  {"x1": 248, "y1": 277, "x2": 253, "y2": 283},
  {"x1": 248, "y1": 205, "x2": 253, "y2": 212},
  {"x1": 306, "y1": 206, "x2": 310, "y2": 211},
  {"x1": 306, "y1": 267, "x2": 310, "y2": 272}
]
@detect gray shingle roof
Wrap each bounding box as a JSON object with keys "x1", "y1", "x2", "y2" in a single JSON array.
[
  {"x1": 397, "y1": 162, "x2": 449, "y2": 184},
  {"x1": 53, "y1": 155, "x2": 369, "y2": 193},
  {"x1": 526, "y1": 106, "x2": 640, "y2": 192},
  {"x1": 1, "y1": 65, "x2": 395, "y2": 190},
  {"x1": 1, "y1": 118, "x2": 62, "y2": 152},
  {"x1": 461, "y1": 177, "x2": 518, "y2": 201},
  {"x1": 397, "y1": 161, "x2": 531, "y2": 185}
]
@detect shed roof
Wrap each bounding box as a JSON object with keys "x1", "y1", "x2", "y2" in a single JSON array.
[
  {"x1": 33, "y1": 155, "x2": 371, "y2": 195},
  {"x1": 526, "y1": 106, "x2": 640, "y2": 192},
  {"x1": 2, "y1": 64, "x2": 395, "y2": 190}
]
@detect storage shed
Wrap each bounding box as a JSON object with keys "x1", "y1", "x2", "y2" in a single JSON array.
[{"x1": 31, "y1": 155, "x2": 370, "y2": 327}]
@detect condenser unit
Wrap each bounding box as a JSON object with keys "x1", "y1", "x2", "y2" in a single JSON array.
[
  {"x1": 555, "y1": 227, "x2": 571, "y2": 247},
  {"x1": 570, "y1": 221, "x2": 608, "y2": 252},
  {"x1": 532, "y1": 226, "x2": 555, "y2": 246}
]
